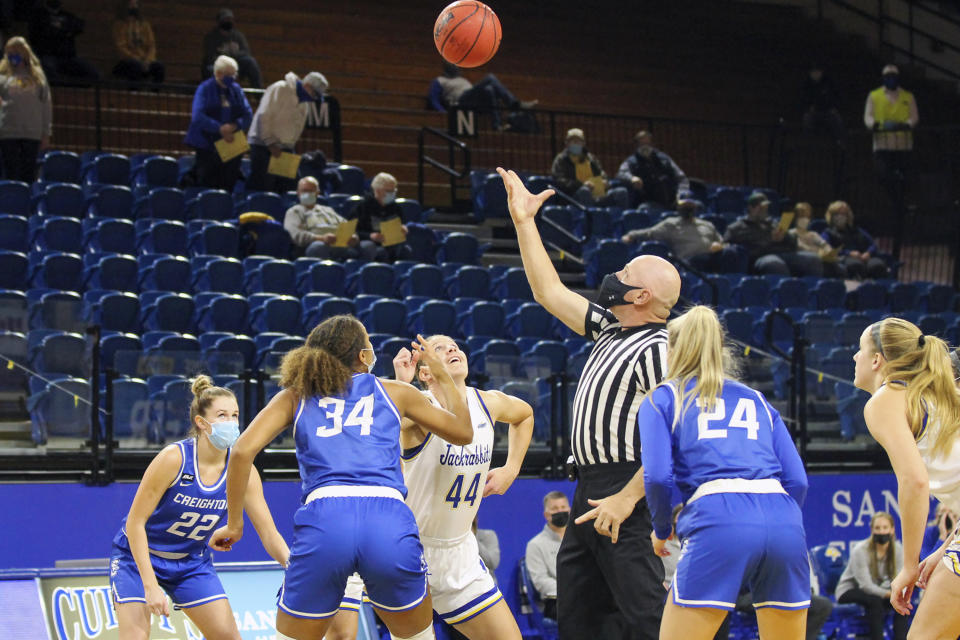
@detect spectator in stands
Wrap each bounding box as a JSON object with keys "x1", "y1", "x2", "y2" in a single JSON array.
[
  {"x1": 283, "y1": 176, "x2": 375, "y2": 261},
  {"x1": 724, "y1": 192, "x2": 823, "y2": 277},
  {"x1": 801, "y1": 64, "x2": 843, "y2": 142},
  {"x1": 790, "y1": 201, "x2": 844, "y2": 278},
  {"x1": 835, "y1": 511, "x2": 908, "y2": 640},
  {"x1": 0, "y1": 36, "x2": 51, "y2": 183},
  {"x1": 550, "y1": 128, "x2": 628, "y2": 208},
  {"x1": 428, "y1": 62, "x2": 537, "y2": 132},
  {"x1": 922, "y1": 502, "x2": 956, "y2": 560},
  {"x1": 350, "y1": 172, "x2": 413, "y2": 262},
  {"x1": 28, "y1": 0, "x2": 100, "y2": 84},
  {"x1": 202, "y1": 8, "x2": 261, "y2": 88},
  {"x1": 623, "y1": 190, "x2": 744, "y2": 272},
  {"x1": 184, "y1": 55, "x2": 252, "y2": 192},
  {"x1": 247, "y1": 71, "x2": 328, "y2": 193},
  {"x1": 616, "y1": 130, "x2": 690, "y2": 208},
  {"x1": 111, "y1": 0, "x2": 164, "y2": 85},
  {"x1": 525, "y1": 490, "x2": 569, "y2": 621},
  {"x1": 821, "y1": 200, "x2": 889, "y2": 280},
  {"x1": 864, "y1": 64, "x2": 917, "y2": 215}
]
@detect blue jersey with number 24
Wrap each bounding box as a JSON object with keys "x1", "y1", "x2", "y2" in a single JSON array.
[{"x1": 294, "y1": 372, "x2": 406, "y2": 501}]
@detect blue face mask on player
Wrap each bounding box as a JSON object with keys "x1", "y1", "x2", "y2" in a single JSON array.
[
  {"x1": 203, "y1": 418, "x2": 240, "y2": 450},
  {"x1": 361, "y1": 348, "x2": 377, "y2": 373},
  {"x1": 596, "y1": 273, "x2": 643, "y2": 309}
]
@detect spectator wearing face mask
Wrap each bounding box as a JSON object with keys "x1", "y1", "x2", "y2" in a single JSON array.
[
  {"x1": 525, "y1": 491, "x2": 570, "y2": 620},
  {"x1": 623, "y1": 191, "x2": 744, "y2": 273},
  {"x1": 864, "y1": 64, "x2": 917, "y2": 213},
  {"x1": 550, "y1": 128, "x2": 629, "y2": 209},
  {"x1": 283, "y1": 176, "x2": 376, "y2": 261},
  {"x1": 789, "y1": 202, "x2": 844, "y2": 278},
  {"x1": 112, "y1": 0, "x2": 164, "y2": 85},
  {"x1": 28, "y1": 0, "x2": 100, "y2": 83},
  {"x1": 724, "y1": 192, "x2": 823, "y2": 277},
  {"x1": 183, "y1": 55, "x2": 252, "y2": 191},
  {"x1": 616, "y1": 130, "x2": 690, "y2": 208},
  {"x1": 202, "y1": 8, "x2": 261, "y2": 88},
  {"x1": 247, "y1": 70, "x2": 328, "y2": 193},
  {"x1": 821, "y1": 200, "x2": 889, "y2": 280},
  {"x1": 0, "y1": 36, "x2": 51, "y2": 184},
  {"x1": 349, "y1": 172, "x2": 413, "y2": 262},
  {"x1": 835, "y1": 512, "x2": 908, "y2": 640}
]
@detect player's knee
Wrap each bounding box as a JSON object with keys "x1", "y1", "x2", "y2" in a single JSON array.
[{"x1": 390, "y1": 624, "x2": 435, "y2": 640}]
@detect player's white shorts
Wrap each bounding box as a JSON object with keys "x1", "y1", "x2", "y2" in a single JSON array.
[
  {"x1": 423, "y1": 532, "x2": 502, "y2": 625},
  {"x1": 340, "y1": 573, "x2": 365, "y2": 611}
]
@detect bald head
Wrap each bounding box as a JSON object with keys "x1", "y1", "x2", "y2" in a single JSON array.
[{"x1": 619, "y1": 255, "x2": 681, "y2": 322}]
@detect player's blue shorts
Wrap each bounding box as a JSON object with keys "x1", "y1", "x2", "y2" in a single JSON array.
[
  {"x1": 109, "y1": 544, "x2": 226, "y2": 610},
  {"x1": 672, "y1": 492, "x2": 810, "y2": 611},
  {"x1": 279, "y1": 491, "x2": 428, "y2": 619}
]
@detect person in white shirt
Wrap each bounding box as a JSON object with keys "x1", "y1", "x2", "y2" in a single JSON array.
[
  {"x1": 283, "y1": 177, "x2": 376, "y2": 261},
  {"x1": 525, "y1": 491, "x2": 569, "y2": 620}
]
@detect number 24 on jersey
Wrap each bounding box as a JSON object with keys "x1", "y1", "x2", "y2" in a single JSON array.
[{"x1": 697, "y1": 398, "x2": 761, "y2": 440}]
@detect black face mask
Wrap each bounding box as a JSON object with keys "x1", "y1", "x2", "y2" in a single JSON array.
[
  {"x1": 596, "y1": 273, "x2": 642, "y2": 309},
  {"x1": 219, "y1": 20, "x2": 234, "y2": 31},
  {"x1": 550, "y1": 511, "x2": 570, "y2": 527},
  {"x1": 873, "y1": 533, "x2": 892, "y2": 545}
]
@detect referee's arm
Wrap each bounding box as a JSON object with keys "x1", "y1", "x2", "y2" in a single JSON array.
[{"x1": 498, "y1": 167, "x2": 590, "y2": 335}]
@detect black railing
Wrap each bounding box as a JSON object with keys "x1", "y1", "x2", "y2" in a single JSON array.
[{"x1": 417, "y1": 126, "x2": 471, "y2": 208}]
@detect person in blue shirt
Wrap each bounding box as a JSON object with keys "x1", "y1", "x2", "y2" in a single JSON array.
[
  {"x1": 638, "y1": 305, "x2": 810, "y2": 640},
  {"x1": 211, "y1": 315, "x2": 474, "y2": 640},
  {"x1": 184, "y1": 54, "x2": 253, "y2": 192},
  {"x1": 110, "y1": 375, "x2": 289, "y2": 638}
]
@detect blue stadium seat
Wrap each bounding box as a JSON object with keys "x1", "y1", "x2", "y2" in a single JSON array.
[
  {"x1": 349, "y1": 263, "x2": 395, "y2": 296},
  {"x1": 133, "y1": 187, "x2": 186, "y2": 221},
  {"x1": 846, "y1": 282, "x2": 886, "y2": 311},
  {"x1": 436, "y1": 232, "x2": 481, "y2": 265},
  {"x1": 334, "y1": 164, "x2": 366, "y2": 195},
  {"x1": 0, "y1": 330, "x2": 27, "y2": 392},
  {"x1": 134, "y1": 156, "x2": 179, "y2": 191},
  {"x1": 359, "y1": 299, "x2": 406, "y2": 335},
  {"x1": 721, "y1": 309, "x2": 754, "y2": 344},
  {"x1": 836, "y1": 313, "x2": 871, "y2": 346},
  {"x1": 138, "y1": 255, "x2": 191, "y2": 292},
  {"x1": 400, "y1": 264, "x2": 445, "y2": 298},
  {"x1": 250, "y1": 295, "x2": 301, "y2": 334},
  {"x1": 237, "y1": 191, "x2": 286, "y2": 220},
  {"x1": 493, "y1": 267, "x2": 534, "y2": 301},
  {"x1": 395, "y1": 198, "x2": 424, "y2": 224},
  {"x1": 187, "y1": 222, "x2": 239, "y2": 258},
  {"x1": 0, "y1": 180, "x2": 31, "y2": 216},
  {"x1": 474, "y1": 173, "x2": 507, "y2": 221},
  {"x1": 887, "y1": 282, "x2": 920, "y2": 313},
  {"x1": 405, "y1": 223, "x2": 438, "y2": 263},
  {"x1": 209, "y1": 335, "x2": 256, "y2": 370},
  {"x1": 158, "y1": 378, "x2": 194, "y2": 441},
  {"x1": 835, "y1": 381, "x2": 870, "y2": 441},
  {"x1": 584, "y1": 239, "x2": 630, "y2": 289},
  {"x1": 186, "y1": 189, "x2": 234, "y2": 221},
  {"x1": 197, "y1": 294, "x2": 249, "y2": 333},
  {"x1": 523, "y1": 340, "x2": 567, "y2": 375},
  {"x1": 29, "y1": 215, "x2": 82, "y2": 253},
  {"x1": 83, "y1": 218, "x2": 136, "y2": 254},
  {"x1": 83, "y1": 253, "x2": 138, "y2": 291},
  {"x1": 459, "y1": 301, "x2": 504, "y2": 338},
  {"x1": 110, "y1": 377, "x2": 150, "y2": 440},
  {"x1": 193, "y1": 256, "x2": 243, "y2": 294},
  {"x1": 86, "y1": 185, "x2": 134, "y2": 219},
  {"x1": 709, "y1": 187, "x2": 746, "y2": 214},
  {"x1": 918, "y1": 313, "x2": 948, "y2": 339},
  {"x1": 241, "y1": 218, "x2": 291, "y2": 258},
  {"x1": 539, "y1": 206, "x2": 582, "y2": 253},
  {"x1": 474, "y1": 339, "x2": 521, "y2": 376},
  {"x1": 40, "y1": 151, "x2": 81, "y2": 184},
  {"x1": 29, "y1": 330, "x2": 87, "y2": 377},
  {"x1": 507, "y1": 303, "x2": 555, "y2": 340},
  {"x1": 36, "y1": 183, "x2": 85, "y2": 218},
  {"x1": 379, "y1": 337, "x2": 412, "y2": 364},
  {"x1": 810, "y1": 279, "x2": 847, "y2": 311},
  {"x1": 246, "y1": 259, "x2": 297, "y2": 295},
  {"x1": 297, "y1": 260, "x2": 347, "y2": 296},
  {"x1": 29, "y1": 290, "x2": 83, "y2": 331},
  {"x1": 0, "y1": 250, "x2": 28, "y2": 290},
  {"x1": 733, "y1": 276, "x2": 770, "y2": 308},
  {"x1": 800, "y1": 311, "x2": 835, "y2": 346},
  {"x1": 635, "y1": 240, "x2": 670, "y2": 260},
  {"x1": 620, "y1": 210, "x2": 653, "y2": 234},
  {"x1": 29, "y1": 251, "x2": 83, "y2": 290},
  {"x1": 446, "y1": 265, "x2": 491, "y2": 299},
  {"x1": 136, "y1": 220, "x2": 188, "y2": 256},
  {"x1": 587, "y1": 207, "x2": 619, "y2": 238},
  {"x1": 0, "y1": 214, "x2": 28, "y2": 251},
  {"x1": 303, "y1": 297, "x2": 355, "y2": 330},
  {"x1": 84, "y1": 153, "x2": 130, "y2": 187},
  {"x1": 141, "y1": 292, "x2": 195, "y2": 333},
  {"x1": 924, "y1": 284, "x2": 956, "y2": 314},
  {"x1": 771, "y1": 278, "x2": 809, "y2": 309},
  {"x1": 407, "y1": 299, "x2": 457, "y2": 337},
  {"x1": 31, "y1": 377, "x2": 91, "y2": 443},
  {"x1": 100, "y1": 332, "x2": 141, "y2": 372},
  {"x1": 87, "y1": 291, "x2": 140, "y2": 333}
]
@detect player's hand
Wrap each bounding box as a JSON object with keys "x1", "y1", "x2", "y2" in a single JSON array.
[
  {"x1": 483, "y1": 465, "x2": 519, "y2": 497},
  {"x1": 144, "y1": 583, "x2": 170, "y2": 617},
  {"x1": 413, "y1": 334, "x2": 445, "y2": 374},
  {"x1": 393, "y1": 347, "x2": 419, "y2": 384},
  {"x1": 574, "y1": 493, "x2": 637, "y2": 544},
  {"x1": 496, "y1": 167, "x2": 554, "y2": 227},
  {"x1": 890, "y1": 565, "x2": 919, "y2": 615},
  {"x1": 650, "y1": 530, "x2": 672, "y2": 557},
  {"x1": 917, "y1": 545, "x2": 946, "y2": 588},
  {"x1": 209, "y1": 523, "x2": 243, "y2": 552}
]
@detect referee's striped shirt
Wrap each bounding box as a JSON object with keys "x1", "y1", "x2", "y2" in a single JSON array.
[{"x1": 571, "y1": 303, "x2": 668, "y2": 466}]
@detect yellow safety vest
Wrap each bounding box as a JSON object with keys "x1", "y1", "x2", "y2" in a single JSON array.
[{"x1": 870, "y1": 87, "x2": 914, "y2": 150}]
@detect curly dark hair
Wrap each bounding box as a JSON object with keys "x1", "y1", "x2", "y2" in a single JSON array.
[{"x1": 280, "y1": 315, "x2": 368, "y2": 399}]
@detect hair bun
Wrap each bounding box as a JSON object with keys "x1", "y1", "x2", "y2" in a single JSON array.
[
  {"x1": 191, "y1": 374, "x2": 215, "y2": 397},
  {"x1": 918, "y1": 334, "x2": 926, "y2": 348}
]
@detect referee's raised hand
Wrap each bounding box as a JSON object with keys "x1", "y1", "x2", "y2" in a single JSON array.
[{"x1": 497, "y1": 167, "x2": 554, "y2": 225}]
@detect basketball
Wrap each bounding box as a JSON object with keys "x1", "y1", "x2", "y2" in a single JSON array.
[{"x1": 433, "y1": 1, "x2": 502, "y2": 68}]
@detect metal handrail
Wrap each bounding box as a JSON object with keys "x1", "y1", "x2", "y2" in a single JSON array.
[{"x1": 417, "y1": 126, "x2": 471, "y2": 208}]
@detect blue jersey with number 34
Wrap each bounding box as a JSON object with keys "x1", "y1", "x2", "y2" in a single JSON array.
[
  {"x1": 294, "y1": 373, "x2": 407, "y2": 501},
  {"x1": 113, "y1": 437, "x2": 229, "y2": 557},
  {"x1": 638, "y1": 378, "x2": 808, "y2": 538}
]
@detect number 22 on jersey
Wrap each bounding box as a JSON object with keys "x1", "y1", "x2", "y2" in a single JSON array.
[
  {"x1": 315, "y1": 394, "x2": 374, "y2": 437},
  {"x1": 697, "y1": 398, "x2": 760, "y2": 440}
]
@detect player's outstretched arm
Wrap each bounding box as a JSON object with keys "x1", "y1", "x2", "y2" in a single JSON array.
[
  {"x1": 212, "y1": 390, "x2": 296, "y2": 551},
  {"x1": 481, "y1": 389, "x2": 533, "y2": 497},
  {"x1": 497, "y1": 167, "x2": 590, "y2": 335}
]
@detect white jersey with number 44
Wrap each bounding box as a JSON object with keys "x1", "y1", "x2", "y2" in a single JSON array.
[{"x1": 402, "y1": 387, "x2": 495, "y2": 540}]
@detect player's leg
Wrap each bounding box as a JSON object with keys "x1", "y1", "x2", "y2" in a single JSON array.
[
  {"x1": 374, "y1": 597, "x2": 436, "y2": 638},
  {"x1": 115, "y1": 603, "x2": 152, "y2": 640},
  {"x1": 180, "y1": 598, "x2": 241, "y2": 640},
  {"x1": 323, "y1": 609, "x2": 359, "y2": 640},
  {"x1": 659, "y1": 591, "x2": 727, "y2": 640},
  {"x1": 907, "y1": 559, "x2": 960, "y2": 639},
  {"x1": 755, "y1": 608, "x2": 806, "y2": 640},
  {"x1": 450, "y1": 599, "x2": 521, "y2": 640},
  {"x1": 276, "y1": 610, "x2": 333, "y2": 639}
]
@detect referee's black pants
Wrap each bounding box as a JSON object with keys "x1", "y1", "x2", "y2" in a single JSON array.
[{"x1": 557, "y1": 462, "x2": 665, "y2": 640}]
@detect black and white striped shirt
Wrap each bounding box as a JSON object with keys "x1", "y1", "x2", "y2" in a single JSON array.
[{"x1": 571, "y1": 303, "x2": 668, "y2": 466}]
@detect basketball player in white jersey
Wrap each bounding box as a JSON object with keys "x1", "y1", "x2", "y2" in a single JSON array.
[{"x1": 393, "y1": 335, "x2": 533, "y2": 639}]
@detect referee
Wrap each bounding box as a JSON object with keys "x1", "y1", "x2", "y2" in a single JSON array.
[{"x1": 498, "y1": 168, "x2": 681, "y2": 640}]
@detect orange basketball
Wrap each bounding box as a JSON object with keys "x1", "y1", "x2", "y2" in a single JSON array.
[{"x1": 433, "y1": 1, "x2": 502, "y2": 68}]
